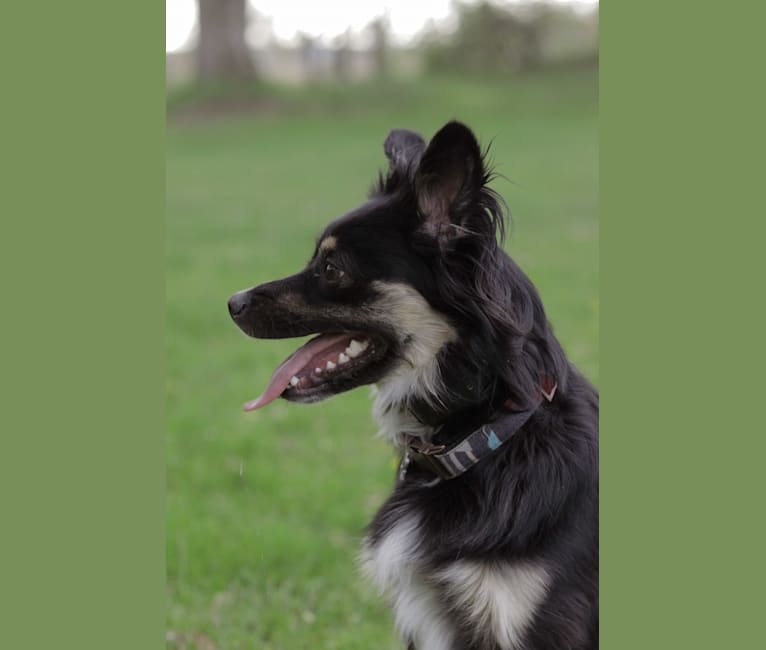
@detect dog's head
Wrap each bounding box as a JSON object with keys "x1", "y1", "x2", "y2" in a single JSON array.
[{"x1": 229, "y1": 121, "x2": 564, "y2": 418}]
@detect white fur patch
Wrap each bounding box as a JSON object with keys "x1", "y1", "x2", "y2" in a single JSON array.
[
  {"x1": 391, "y1": 575, "x2": 456, "y2": 650},
  {"x1": 368, "y1": 281, "x2": 457, "y2": 447},
  {"x1": 360, "y1": 515, "x2": 420, "y2": 595},
  {"x1": 436, "y1": 560, "x2": 551, "y2": 650},
  {"x1": 360, "y1": 515, "x2": 457, "y2": 650}
]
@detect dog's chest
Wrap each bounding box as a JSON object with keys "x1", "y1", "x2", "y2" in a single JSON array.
[
  {"x1": 360, "y1": 515, "x2": 457, "y2": 649},
  {"x1": 360, "y1": 514, "x2": 552, "y2": 650}
]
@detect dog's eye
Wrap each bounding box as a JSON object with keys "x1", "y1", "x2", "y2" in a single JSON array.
[{"x1": 323, "y1": 261, "x2": 345, "y2": 283}]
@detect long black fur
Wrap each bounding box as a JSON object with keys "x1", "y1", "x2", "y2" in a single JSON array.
[{"x1": 366, "y1": 123, "x2": 598, "y2": 649}]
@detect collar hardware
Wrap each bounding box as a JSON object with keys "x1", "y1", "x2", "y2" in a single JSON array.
[
  {"x1": 542, "y1": 378, "x2": 558, "y2": 402},
  {"x1": 408, "y1": 439, "x2": 446, "y2": 455}
]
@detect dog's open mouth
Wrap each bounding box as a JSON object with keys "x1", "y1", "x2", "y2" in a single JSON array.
[{"x1": 243, "y1": 332, "x2": 389, "y2": 411}]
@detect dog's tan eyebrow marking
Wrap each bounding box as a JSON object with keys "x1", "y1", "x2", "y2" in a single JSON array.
[{"x1": 319, "y1": 236, "x2": 337, "y2": 253}]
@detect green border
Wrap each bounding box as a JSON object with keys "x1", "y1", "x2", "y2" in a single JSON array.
[
  {"x1": 601, "y1": 2, "x2": 764, "y2": 647},
  {"x1": 0, "y1": 2, "x2": 164, "y2": 648},
  {"x1": 2, "y1": 0, "x2": 764, "y2": 647}
]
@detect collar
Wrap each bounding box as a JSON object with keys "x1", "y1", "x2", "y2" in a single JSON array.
[{"x1": 399, "y1": 379, "x2": 557, "y2": 484}]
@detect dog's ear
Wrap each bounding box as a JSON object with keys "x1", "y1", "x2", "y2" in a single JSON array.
[
  {"x1": 384, "y1": 128, "x2": 426, "y2": 177},
  {"x1": 414, "y1": 121, "x2": 485, "y2": 243}
]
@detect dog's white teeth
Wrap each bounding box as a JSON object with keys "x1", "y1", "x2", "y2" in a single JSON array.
[
  {"x1": 326, "y1": 361, "x2": 336, "y2": 370},
  {"x1": 347, "y1": 339, "x2": 366, "y2": 357},
  {"x1": 290, "y1": 376, "x2": 300, "y2": 387},
  {"x1": 338, "y1": 353, "x2": 350, "y2": 364},
  {"x1": 314, "y1": 367, "x2": 322, "y2": 374}
]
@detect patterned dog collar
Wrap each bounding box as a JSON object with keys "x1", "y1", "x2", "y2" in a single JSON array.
[{"x1": 400, "y1": 380, "x2": 557, "y2": 483}]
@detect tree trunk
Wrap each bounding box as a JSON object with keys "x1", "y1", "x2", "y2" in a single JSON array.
[
  {"x1": 196, "y1": 0, "x2": 255, "y2": 82},
  {"x1": 370, "y1": 18, "x2": 388, "y2": 78}
]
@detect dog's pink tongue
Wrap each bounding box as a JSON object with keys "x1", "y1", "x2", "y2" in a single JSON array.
[{"x1": 243, "y1": 333, "x2": 351, "y2": 412}]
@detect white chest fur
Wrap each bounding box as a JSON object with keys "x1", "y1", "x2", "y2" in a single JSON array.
[
  {"x1": 360, "y1": 515, "x2": 457, "y2": 650},
  {"x1": 360, "y1": 515, "x2": 551, "y2": 650}
]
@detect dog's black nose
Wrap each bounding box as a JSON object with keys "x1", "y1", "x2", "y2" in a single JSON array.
[{"x1": 228, "y1": 292, "x2": 249, "y2": 319}]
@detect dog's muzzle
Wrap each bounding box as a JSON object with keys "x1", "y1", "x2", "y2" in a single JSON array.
[{"x1": 227, "y1": 274, "x2": 307, "y2": 339}]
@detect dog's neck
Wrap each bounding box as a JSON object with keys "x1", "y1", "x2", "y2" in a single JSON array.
[
  {"x1": 371, "y1": 341, "x2": 502, "y2": 449},
  {"x1": 371, "y1": 397, "x2": 433, "y2": 449},
  {"x1": 371, "y1": 375, "x2": 498, "y2": 451}
]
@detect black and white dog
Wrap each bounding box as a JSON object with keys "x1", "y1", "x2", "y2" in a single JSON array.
[{"x1": 228, "y1": 122, "x2": 598, "y2": 649}]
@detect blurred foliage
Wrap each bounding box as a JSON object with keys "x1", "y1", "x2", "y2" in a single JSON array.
[
  {"x1": 423, "y1": 1, "x2": 597, "y2": 75},
  {"x1": 167, "y1": 1, "x2": 597, "y2": 88}
]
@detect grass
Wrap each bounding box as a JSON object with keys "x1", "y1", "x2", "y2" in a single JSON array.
[{"x1": 166, "y1": 69, "x2": 598, "y2": 649}]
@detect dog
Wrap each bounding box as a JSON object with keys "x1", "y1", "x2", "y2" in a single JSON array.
[{"x1": 228, "y1": 121, "x2": 598, "y2": 649}]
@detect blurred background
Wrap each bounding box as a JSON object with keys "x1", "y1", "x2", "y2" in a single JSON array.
[{"x1": 166, "y1": 1, "x2": 598, "y2": 648}]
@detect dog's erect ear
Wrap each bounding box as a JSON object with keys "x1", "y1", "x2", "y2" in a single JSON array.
[
  {"x1": 384, "y1": 128, "x2": 426, "y2": 177},
  {"x1": 414, "y1": 121, "x2": 485, "y2": 243}
]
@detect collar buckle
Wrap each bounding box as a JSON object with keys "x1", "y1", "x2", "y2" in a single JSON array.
[{"x1": 408, "y1": 438, "x2": 446, "y2": 456}]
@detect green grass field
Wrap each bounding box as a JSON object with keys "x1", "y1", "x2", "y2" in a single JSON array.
[{"x1": 166, "y1": 70, "x2": 598, "y2": 649}]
